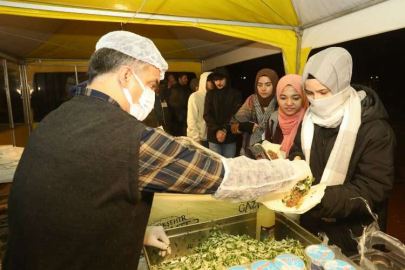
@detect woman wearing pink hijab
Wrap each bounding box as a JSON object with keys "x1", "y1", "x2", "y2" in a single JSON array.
[{"x1": 268, "y1": 74, "x2": 309, "y2": 156}]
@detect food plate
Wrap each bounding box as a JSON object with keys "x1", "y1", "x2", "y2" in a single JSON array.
[{"x1": 257, "y1": 184, "x2": 326, "y2": 214}]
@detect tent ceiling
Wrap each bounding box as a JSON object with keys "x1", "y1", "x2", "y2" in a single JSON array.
[
  {"x1": 0, "y1": 14, "x2": 64, "y2": 58},
  {"x1": 3, "y1": 0, "x2": 300, "y2": 26},
  {"x1": 0, "y1": 0, "x2": 384, "y2": 28},
  {"x1": 302, "y1": 0, "x2": 405, "y2": 49},
  {"x1": 0, "y1": 13, "x2": 251, "y2": 61},
  {"x1": 0, "y1": 0, "x2": 391, "y2": 74},
  {"x1": 295, "y1": 0, "x2": 384, "y2": 28},
  {"x1": 167, "y1": 27, "x2": 250, "y2": 60}
]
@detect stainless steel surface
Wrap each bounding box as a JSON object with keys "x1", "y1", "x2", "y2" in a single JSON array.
[
  {"x1": 144, "y1": 212, "x2": 321, "y2": 268},
  {"x1": 351, "y1": 249, "x2": 405, "y2": 270},
  {"x1": 274, "y1": 212, "x2": 321, "y2": 247}
]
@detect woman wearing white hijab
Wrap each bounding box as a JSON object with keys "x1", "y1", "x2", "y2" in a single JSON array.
[{"x1": 289, "y1": 47, "x2": 395, "y2": 255}]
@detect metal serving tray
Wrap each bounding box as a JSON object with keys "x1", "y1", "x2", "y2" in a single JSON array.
[
  {"x1": 351, "y1": 249, "x2": 405, "y2": 270},
  {"x1": 144, "y1": 212, "x2": 321, "y2": 268}
]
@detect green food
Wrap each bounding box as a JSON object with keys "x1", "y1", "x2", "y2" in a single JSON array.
[
  {"x1": 151, "y1": 229, "x2": 306, "y2": 270},
  {"x1": 282, "y1": 177, "x2": 315, "y2": 208}
]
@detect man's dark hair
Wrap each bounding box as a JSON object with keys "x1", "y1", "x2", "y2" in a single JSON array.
[
  {"x1": 207, "y1": 73, "x2": 214, "y2": 82},
  {"x1": 167, "y1": 73, "x2": 177, "y2": 80},
  {"x1": 212, "y1": 73, "x2": 225, "y2": 81},
  {"x1": 88, "y1": 48, "x2": 148, "y2": 84},
  {"x1": 212, "y1": 67, "x2": 229, "y2": 81},
  {"x1": 177, "y1": 72, "x2": 188, "y2": 80}
]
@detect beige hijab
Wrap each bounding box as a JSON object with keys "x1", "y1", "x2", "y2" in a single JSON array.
[{"x1": 301, "y1": 47, "x2": 364, "y2": 186}]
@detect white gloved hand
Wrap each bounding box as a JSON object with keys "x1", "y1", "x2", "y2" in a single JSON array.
[
  {"x1": 143, "y1": 226, "x2": 171, "y2": 257},
  {"x1": 290, "y1": 159, "x2": 312, "y2": 180},
  {"x1": 213, "y1": 156, "x2": 298, "y2": 202}
]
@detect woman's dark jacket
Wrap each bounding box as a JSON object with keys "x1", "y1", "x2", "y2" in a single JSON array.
[{"x1": 289, "y1": 85, "x2": 396, "y2": 255}]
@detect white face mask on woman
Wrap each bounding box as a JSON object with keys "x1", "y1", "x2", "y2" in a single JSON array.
[{"x1": 122, "y1": 72, "x2": 155, "y2": 121}]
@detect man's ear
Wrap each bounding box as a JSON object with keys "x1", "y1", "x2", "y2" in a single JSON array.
[{"x1": 117, "y1": 66, "x2": 133, "y2": 88}]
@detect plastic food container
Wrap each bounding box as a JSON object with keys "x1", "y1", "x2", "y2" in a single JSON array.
[
  {"x1": 305, "y1": 245, "x2": 335, "y2": 269},
  {"x1": 324, "y1": 259, "x2": 355, "y2": 270},
  {"x1": 251, "y1": 260, "x2": 279, "y2": 270},
  {"x1": 274, "y1": 254, "x2": 305, "y2": 270}
]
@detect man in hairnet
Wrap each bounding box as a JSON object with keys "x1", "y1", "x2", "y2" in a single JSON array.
[{"x1": 4, "y1": 31, "x2": 309, "y2": 270}]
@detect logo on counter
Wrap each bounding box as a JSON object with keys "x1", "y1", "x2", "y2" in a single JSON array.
[
  {"x1": 238, "y1": 200, "x2": 259, "y2": 213},
  {"x1": 149, "y1": 215, "x2": 200, "y2": 229}
]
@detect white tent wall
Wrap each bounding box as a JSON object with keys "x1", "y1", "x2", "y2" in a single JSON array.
[
  {"x1": 202, "y1": 42, "x2": 282, "y2": 71},
  {"x1": 302, "y1": 0, "x2": 405, "y2": 49},
  {"x1": 294, "y1": 0, "x2": 380, "y2": 28}
]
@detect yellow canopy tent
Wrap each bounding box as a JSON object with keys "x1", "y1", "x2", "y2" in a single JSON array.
[
  {"x1": 0, "y1": 0, "x2": 308, "y2": 75},
  {"x1": 0, "y1": 0, "x2": 397, "y2": 75},
  {"x1": 0, "y1": 0, "x2": 396, "y2": 146},
  {"x1": 1, "y1": 0, "x2": 401, "y2": 225},
  {"x1": 0, "y1": 0, "x2": 397, "y2": 146}
]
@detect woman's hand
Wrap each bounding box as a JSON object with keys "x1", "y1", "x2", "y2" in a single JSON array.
[{"x1": 252, "y1": 123, "x2": 259, "y2": 133}]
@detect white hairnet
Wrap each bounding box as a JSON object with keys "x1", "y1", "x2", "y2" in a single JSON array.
[{"x1": 95, "y1": 31, "x2": 168, "y2": 80}]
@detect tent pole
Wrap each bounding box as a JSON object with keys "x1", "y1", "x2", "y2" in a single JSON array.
[
  {"x1": 23, "y1": 64, "x2": 33, "y2": 133},
  {"x1": 3, "y1": 59, "x2": 16, "y2": 146},
  {"x1": 19, "y1": 64, "x2": 32, "y2": 134},
  {"x1": 295, "y1": 29, "x2": 303, "y2": 74},
  {"x1": 74, "y1": 65, "x2": 79, "y2": 84}
]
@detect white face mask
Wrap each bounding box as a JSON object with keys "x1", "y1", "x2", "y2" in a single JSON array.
[
  {"x1": 122, "y1": 72, "x2": 156, "y2": 121},
  {"x1": 308, "y1": 86, "x2": 352, "y2": 128}
]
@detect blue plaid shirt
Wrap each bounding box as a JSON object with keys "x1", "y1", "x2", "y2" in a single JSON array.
[{"x1": 76, "y1": 88, "x2": 224, "y2": 194}]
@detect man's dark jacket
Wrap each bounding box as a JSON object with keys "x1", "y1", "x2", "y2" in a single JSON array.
[
  {"x1": 4, "y1": 94, "x2": 152, "y2": 269},
  {"x1": 204, "y1": 68, "x2": 242, "y2": 144}
]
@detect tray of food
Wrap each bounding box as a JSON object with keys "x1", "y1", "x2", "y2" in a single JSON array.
[{"x1": 144, "y1": 212, "x2": 321, "y2": 269}]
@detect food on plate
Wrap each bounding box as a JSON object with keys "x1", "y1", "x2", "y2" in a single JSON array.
[
  {"x1": 266, "y1": 149, "x2": 279, "y2": 160},
  {"x1": 282, "y1": 176, "x2": 315, "y2": 208}
]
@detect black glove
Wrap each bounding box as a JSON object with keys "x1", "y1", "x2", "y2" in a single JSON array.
[{"x1": 238, "y1": 122, "x2": 255, "y2": 135}]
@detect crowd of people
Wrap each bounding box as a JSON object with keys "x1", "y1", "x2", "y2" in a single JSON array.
[
  {"x1": 153, "y1": 47, "x2": 395, "y2": 256},
  {"x1": 3, "y1": 30, "x2": 395, "y2": 270},
  {"x1": 155, "y1": 64, "x2": 310, "y2": 160}
]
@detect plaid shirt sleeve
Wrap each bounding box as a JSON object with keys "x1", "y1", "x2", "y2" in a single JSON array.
[{"x1": 138, "y1": 127, "x2": 224, "y2": 194}]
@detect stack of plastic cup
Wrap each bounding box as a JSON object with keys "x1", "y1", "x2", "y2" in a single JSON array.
[
  {"x1": 274, "y1": 254, "x2": 305, "y2": 270},
  {"x1": 305, "y1": 245, "x2": 335, "y2": 269}
]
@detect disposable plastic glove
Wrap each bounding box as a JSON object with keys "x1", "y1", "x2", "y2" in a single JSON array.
[
  {"x1": 213, "y1": 156, "x2": 310, "y2": 202},
  {"x1": 143, "y1": 226, "x2": 171, "y2": 257}
]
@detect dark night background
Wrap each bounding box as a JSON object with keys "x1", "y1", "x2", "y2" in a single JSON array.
[
  {"x1": 225, "y1": 29, "x2": 405, "y2": 243},
  {"x1": 226, "y1": 28, "x2": 405, "y2": 127}
]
